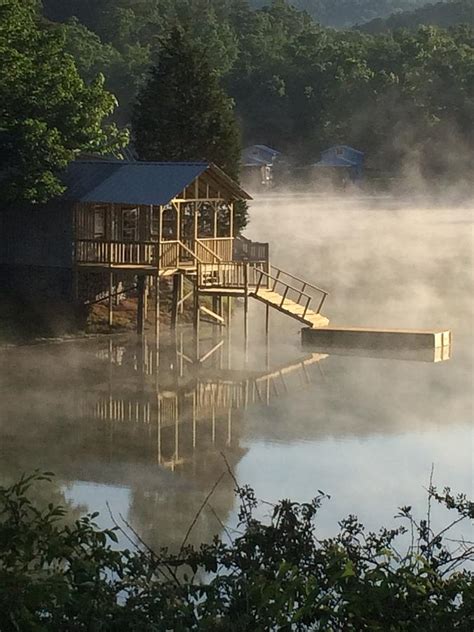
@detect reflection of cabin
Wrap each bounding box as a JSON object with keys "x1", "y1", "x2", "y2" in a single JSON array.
[
  {"x1": 241, "y1": 145, "x2": 281, "y2": 189},
  {"x1": 310, "y1": 145, "x2": 364, "y2": 185}
]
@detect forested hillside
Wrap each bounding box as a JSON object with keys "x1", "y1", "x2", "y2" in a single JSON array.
[
  {"x1": 251, "y1": 0, "x2": 431, "y2": 28},
  {"x1": 358, "y1": 0, "x2": 474, "y2": 33},
  {"x1": 37, "y1": 0, "x2": 474, "y2": 181}
]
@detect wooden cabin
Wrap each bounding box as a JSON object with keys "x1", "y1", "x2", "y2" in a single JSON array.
[
  {"x1": 0, "y1": 160, "x2": 261, "y2": 327},
  {"x1": 0, "y1": 159, "x2": 329, "y2": 336},
  {"x1": 241, "y1": 145, "x2": 281, "y2": 190}
]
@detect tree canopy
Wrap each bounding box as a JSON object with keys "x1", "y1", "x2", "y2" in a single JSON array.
[
  {"x1": 8, "y1": 1, "x2": 474, "y2": 185},
  {"x1": 132, "y1": 28, "x2": 242, "y2": 180},
  {"x1": 0, "y1": 0, "x2": 127, "y2": 204},
  {"x1": 357, "y1": 0, "x2": 474, "y2": 33}
]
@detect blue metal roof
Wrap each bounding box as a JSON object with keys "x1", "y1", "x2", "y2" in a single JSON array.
[
  {"x1": 321, "y1": 145, "x2": 364, "y2": 158},
  {"x1": 312, "y1": 156, "x2": 358, "y2": 168},
  {"x1": 242, "y1": 145, "x2": 281, "y2": 167},
  {"x1": 63, "y1": 161, "x2": 210, "y2": 205}
]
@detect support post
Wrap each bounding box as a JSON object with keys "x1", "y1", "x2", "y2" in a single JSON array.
[
  {"x1": 137, "y1": 275, "x2": 146, "y2": 335},
  {"x1": 108, "y1": 272, "x2": 114, "y2": 328},
  {"x1": 244, "y1": 263, "x2": 249, "y2": 364},
  {"x1": 143, "y1": 278, "x2": 149, "y2": 320},
  {"x1": 193, "y1": 279, "x2": 200, "y2": 362},
  {"x1": 171, "y1": 273, "x2": 181, "y2": 330},
  {"x1": 154, "y1": 271, "x2": 160, "y2": 343},
  {"x1": 227, "y1": 297, "x2": 232, "y2": 370},
  {"x1": 265, "y1": 304, "x2": 270, "y2": 369}
]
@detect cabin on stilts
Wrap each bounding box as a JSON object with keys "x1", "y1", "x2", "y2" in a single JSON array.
[{"x1": 0, "y1": 159, "x2": 330, "y2": 337}]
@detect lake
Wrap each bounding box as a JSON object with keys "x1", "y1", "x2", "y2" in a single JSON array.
[{"x1": 0, "y1": 196, "x2": 472, "y2": 552}]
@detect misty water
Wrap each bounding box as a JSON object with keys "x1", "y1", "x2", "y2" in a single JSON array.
[{"x1": 0, "y1": 196, "x2": 472, "y2": 552}]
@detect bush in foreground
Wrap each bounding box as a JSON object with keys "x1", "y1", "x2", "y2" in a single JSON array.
[{"x1": 0, "y1": 472, "x2": 473, "y2": 631}]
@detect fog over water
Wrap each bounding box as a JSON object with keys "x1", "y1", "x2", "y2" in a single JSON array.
[{"x1": 0, "y1": 196, "x2": 472, "y2": 550}]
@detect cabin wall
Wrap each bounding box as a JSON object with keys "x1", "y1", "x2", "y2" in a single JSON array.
[{"x1": 0, "y1": 201, "x2": 74, "y2": 302}]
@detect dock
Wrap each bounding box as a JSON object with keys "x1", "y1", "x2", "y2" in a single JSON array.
[{"x1": 302, "y1": 326, "x2": 452, "y2": 351}]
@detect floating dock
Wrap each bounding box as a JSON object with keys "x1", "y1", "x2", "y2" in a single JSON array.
[{"x1": 302, "y1": 326, "x2": 452, "y2": 351}]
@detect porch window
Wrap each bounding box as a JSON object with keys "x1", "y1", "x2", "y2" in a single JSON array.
[
  {"x1": 162, "y1": 204, "x2": 177, "y2": 240},
  {"x1": 151, "y1": 207, "x2": 160, "y2": 237},
  {"x1": 122, "y1": 207, "x2": 138, "y2": 241},
  {"x1": 93, "y1": 206, "x2": 106, "y2": 238}
]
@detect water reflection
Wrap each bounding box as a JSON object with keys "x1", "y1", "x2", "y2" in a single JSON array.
[
  {"x1": 1, "y1": 198, "x2": 471, "y2": 555},
  {"x1": 0, "y1": 320, "x2": 461, "y2": 552}
]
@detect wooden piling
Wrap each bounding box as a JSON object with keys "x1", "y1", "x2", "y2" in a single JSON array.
[
  {"x1": 108, "y1": 272, "x2": 114, "y2": 328},
  {"x1": 244, "y1": 264, "x2": 249, "y2": 363}
]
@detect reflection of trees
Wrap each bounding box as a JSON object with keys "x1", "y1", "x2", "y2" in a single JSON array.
[{"x1": 127, "y1": 432, "x2": 245, "y2": 552}]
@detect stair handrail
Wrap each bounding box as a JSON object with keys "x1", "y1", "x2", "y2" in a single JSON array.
[
  {"x1": 195, "y1": 238, "x2": 222, "y2": 262},
  {"x1": 255, "y1": 269, "x2": 312, "y2": 306},
  {"x1": 270, "y1": 265, "x2": 329, "y2": 315},
  {"x1": 270, "y1": 265, "x2": 329, "y2": 296}
]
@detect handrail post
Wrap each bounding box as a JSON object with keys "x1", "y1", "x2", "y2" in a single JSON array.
[
  {"x1": 303, "y1": 295, "x2": 311, "y2": 319},
  {"x1": 272, "y1": 269, "x2": 281, "y2": 292},
  {"x1": 280, "y1": 285, "x2": 289, "y2": 308},
  {"x1": 297, "y1": 282, "x2": 307, "y2": 305},
  {"x1": 316, "y1": 292, "x2": 328, "y2": 314}
]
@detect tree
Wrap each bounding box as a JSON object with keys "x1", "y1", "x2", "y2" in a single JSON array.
[
  {"x1": 0, "y1": 0, "x2": 127, "y2": 205},
  {"x1": 132, "y1": 28, "x2": 242, "y2": 181}
]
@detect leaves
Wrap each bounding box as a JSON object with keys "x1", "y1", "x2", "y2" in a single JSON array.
[
  {"x1": 1, "y1": 472, "x2": 473, "y2": 630},
  {"x1": 0, "y1": 0, "x2": 128, "y2": 205}
]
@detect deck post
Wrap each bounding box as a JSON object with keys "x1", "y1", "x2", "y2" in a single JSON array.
[
  {"x1": 108, "y1": 272, "x2": 114, "y2": 327},
  {"x1": 137, "y1": 275, "x2": 146, "y2": 335},
  {"x1": 143, "y1": 278, "x2": 149, "y2": 320},
  {"x1": 227, "y1": 297, "x2": 232, "y2": 369},
  {"x1": 193, "y1": 278, "x2": 200, "y2": 362},
  {"x1": 171, "y1": 273, "x2": 181, "y2": 330}
]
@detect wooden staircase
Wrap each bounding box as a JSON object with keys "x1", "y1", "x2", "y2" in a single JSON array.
[
  {"x1": 197, "y1": 262, "x2": 329, "y2": 328},
  {"x1": 252, "y1": 288, "x2": 329, "y2": 327}
]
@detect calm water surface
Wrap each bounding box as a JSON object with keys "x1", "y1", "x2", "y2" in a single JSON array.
[{"x1": 0, "y1": 197, "x2": 472, "y2": 550}]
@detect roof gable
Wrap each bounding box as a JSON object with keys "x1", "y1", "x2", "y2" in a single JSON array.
[{"x1": 62, "y1": 161, "x2": 250, "y2": 205}]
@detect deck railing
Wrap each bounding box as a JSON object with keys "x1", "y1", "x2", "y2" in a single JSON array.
[
  {"x1": 234, "y1": 235, "x2": 269, "y2": 262},
  {"x1": 75, "y1": 239, "x2": 158, "y2": 266},
  {"x1": 74, "y1": 238, "x2": 235, "y2": 268},
  {"x1": 197, "y1": 261, "x2": 268, "y2": 289},
  {"x1": 197, "y1": 238, "x2": 233, "y2": 262}
]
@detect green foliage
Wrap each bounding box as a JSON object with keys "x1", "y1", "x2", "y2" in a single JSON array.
[
  {"x1": 357, "y1": 0, "x2": 474, "y2": 34},
  {"x1": 38, "y1": 1, "x2": 474, "y2": 181},
  {"x1": 132, "y1": 28, "x2": 245, "y2": 227},
  {"x1": 252, "y1": 0, "x2": 431, "y2": 28},
  {"x1": 0, "y1": 0, "x2": 128, "y2": 204},
  {"x1": 1, "y1": 472, "x2": 473, "y2": 630}
]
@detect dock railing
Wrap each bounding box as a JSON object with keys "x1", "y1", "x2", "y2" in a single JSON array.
[{"x1": 255, "y1": 265, "x2": 329, "y2": 316}]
